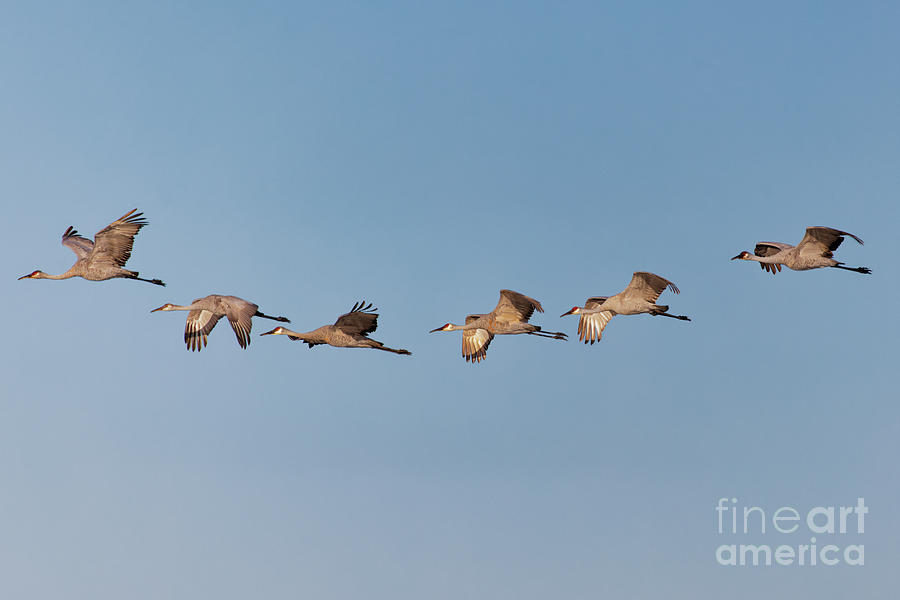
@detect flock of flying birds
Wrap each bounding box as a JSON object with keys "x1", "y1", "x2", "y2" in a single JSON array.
[{"x1": 18, "y1": 209, "x2": 872, "y2": 364}]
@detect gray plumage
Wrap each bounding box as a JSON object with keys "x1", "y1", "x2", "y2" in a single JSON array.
[
  {"x1": 18, "y1": 209, "x2": 165, "y2": 285},
  {"x1": 732, "y1": 226, "x2": 871, "y2": 274},
  {"x1": 152, "y1": 294, "x2": 290, "y2": 351},
  {"x1": 561, "y1": 272, "x2": 690, "y2": 344},
  {"x1": 260, "y1": 301, "x2": 411, "y2": 355},
  {"x1": 430, "y1": 289, "x2": 567, "y2": 363}
]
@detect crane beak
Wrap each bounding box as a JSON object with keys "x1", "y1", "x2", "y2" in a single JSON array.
[
  {"x1": 150, "y1": 306, "x2": 165, "y2": 312},
  {"x1": 730, "y1": 253, "x2": 743, "y2": 260},
  {"x1": 260, "y1": 328, "x2": 277, "y2": 336},
  {"x1": 559, "y1": 307, "x2": 578, "y2": 317},
  {"x1": 428, "y1": 327, "x2": 442, "y2": 333},
  {"x1": 17, "y1": 274, "x2": 30, "y2": 280}
]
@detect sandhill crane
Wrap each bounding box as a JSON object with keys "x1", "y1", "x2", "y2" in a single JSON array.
[
  {"x1": 560, "y1": 272, "x2": 690, "y2": 344},
  {"x1": 151, "y1": 294, "x2": 290, "y2": 351},
  {"x1": 732, "y1": 226, "x2": 871, "y2": 275},
  {"x1": 18, "y1": 209, "x2": 165, "y2": 286},
  {"x1": 260, "y1": 301, "x2": 411, "y2": 355},
  {"x1": 429, "y1": 289, "x2": 567, "y2": 363}
]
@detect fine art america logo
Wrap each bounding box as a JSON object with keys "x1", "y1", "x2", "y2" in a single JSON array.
[{"x1": 715, "y1": 497, "x2": 866, "y2": 567}]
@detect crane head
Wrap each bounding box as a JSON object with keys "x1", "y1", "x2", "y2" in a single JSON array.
[
  {"x1": 560, "y1": 306, "x2": 581, "y2": 317},
  {"x1": 429, "y1": 323, "x2": 454, "y2": 333},
  {"x1": 731, "y1": 251, "x2": 751, "y2": 260},
  {"x1": 260, "y1": 327, "x2": 284, "y2": 336},
  {"x1": 150, "y1": 303, "x2": 175, "y2": 312},
  {"x1": 17, "y1": 270, "x2": 45, "y2": 280}
]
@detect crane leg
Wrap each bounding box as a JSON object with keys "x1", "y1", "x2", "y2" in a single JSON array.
[
  {"x1": 527, "y1": 330, "x2": 568, "y2": 340},
  {"x1": 255, "y1": 311, "x2": 291, "y2": 322},
  {"x1": 832, "y1": 265, "x2": 872, "y2": 274},
  {"x1": 132, "y1": 275, "x2": 166, "y2": 286},
  {"x1": 374, "y1": 346, "x2": 412, "y2": 355},
  {"x1": 651, "y1": 311, "x2": 691, "y2": 321},
  {"x1": 364, "y1": 339, "x2": 412, "y2": 355}
]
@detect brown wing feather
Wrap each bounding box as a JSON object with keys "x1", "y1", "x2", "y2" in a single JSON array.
[
  {"x1": 798, "y1": 226, "x2": 864, "y2": 255},
  {"x1": 584, "y1": 297, "x2": 608, "y2": 309},
  {"x1": 577, "y1": 310, "x2": 614, "y2": 345},
  {"x1": 754, "y1": 243, "x2": 789, "y2": 257},
  {"x1": 460, "y1": 314, "x2": 491, "y2": 363},
  {"x1": 184, "y1": 309, "x2": 222, "y2": 352},
  {"x1": 334, "y1": 301, "x2": 378, "y2": 336},
  {"x1": 61, "y1": 226, "x2": 94, "y2": 259},
  {"x1": 622, "y1": 272, "x2": 679, "y2": 303},
  {"x1": 89, "y1": 209, "x2": 148, "y2": 267},
  {"x1": 493, "y1": 289, "x2": 543, "y2": 324},
  {"x1": 227, "y1": 312, "x2": 254, "y2": 349},
  {"x1": 462, "y1": 327, "x2": 493, "y2": 363}
]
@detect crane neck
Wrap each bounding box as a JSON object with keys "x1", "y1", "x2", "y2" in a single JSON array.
[
  {"x1": 166, "y1": 304, "x2": 196, "y2": 311},
  {"x1": 280, "y1": 328, "x2": 307, "y2": 337},
  {"x1": 262, "y1": 327, "x2": 313, "y2": 341},
  {"x1": 39, "y1": 270, "x2": 77, "y2": 280},
  {"x1": 749, "y1": 254, "x2": 779, "y2": 264}
]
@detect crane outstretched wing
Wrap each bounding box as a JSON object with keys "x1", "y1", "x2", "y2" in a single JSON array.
[
  {"x1": 494, "y1": 289, "x2": 542, "y2": 324},
  {"x1": 577, "y1": 297, "x2": 614, "y2": 345},
  {"x1": 185, "y1": 309, "x2": 222, "y2": 352},
  {"x1": 753, "y1": 243, "x2": 791, "y2": 274},
  {"x1": 797, "y1": 227, "x2": 863, "y2": 256},
  {"x1": 89, "y1": 209, "x2": 148, "y2": 267},
  {"x1": 60, "y1": 226, "x2": 94, "y2": 259},
  {"x1": 622, "y1": 272, "x2": 679, "y2": 303},
  {"x1": 227, "y1": 310, "x2": 255, "y2": 349},
  {"x1": 335, "y1": 301, "x2": 378, "y2": 336},
  {"x1": 754, "y1": 242, "x2": 790, "y2": 257},
  {"x1": 462, "y1": 314, "x2": 493, "y2": 363}
]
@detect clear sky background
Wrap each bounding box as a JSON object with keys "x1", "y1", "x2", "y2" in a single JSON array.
[{"x1": 2, "y1": 2, "x2": 898, "y2": 598}]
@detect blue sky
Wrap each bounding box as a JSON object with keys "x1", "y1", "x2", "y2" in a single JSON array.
[{"x1": 2, "y1": 2, "x2": 898, "y2": 598}]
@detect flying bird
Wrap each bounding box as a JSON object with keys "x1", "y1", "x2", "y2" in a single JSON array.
[
  {"x1": 731, "y1": 226, "x2": 871, "y2": 275},
  {"x1": 560, "y1": 272, "x2": 690, "y2": 344},
  {"x1": 430, "y1": 289, "x2": 567, "y2": 363},
  {"x1": 152, "y1": 294, "x2": 290, "y2": 351},
  {"x1": 260, "y1": 301, "x2": 411, "y2": 355},
  {"x1": 18, "y1": 209, "x2": 165, "y2": 286}
]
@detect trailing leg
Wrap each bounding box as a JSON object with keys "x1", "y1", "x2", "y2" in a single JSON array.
[
  {"x1": 832, "y1": 265, "x2": 872, "y2": 274},
  {"x1": 527, "y1": 330, "x2": 568, "y2": 340},
  {"x1": 255, "y1": 310, "x2": 291, "y2": 322},
  {"x1": 367, "y1": 340, "x2": 412, "y2": 355},
  {"x1": 652, "y1": 311, "x2": 691, "y2": 321},
  {"x1": 130, "y1": 274, "x2": 166, "y2": 286}
]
